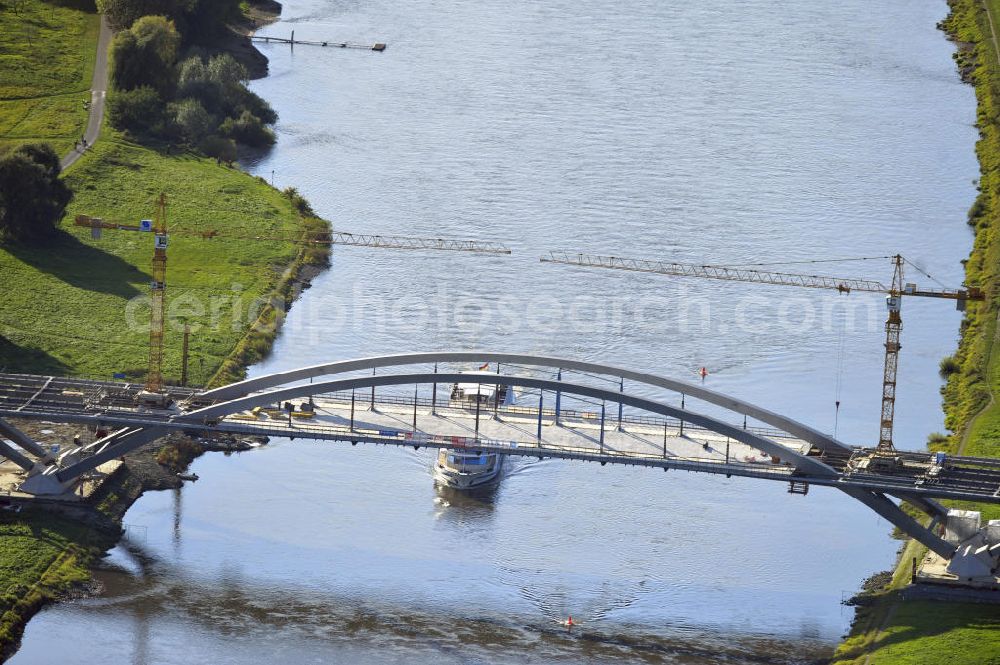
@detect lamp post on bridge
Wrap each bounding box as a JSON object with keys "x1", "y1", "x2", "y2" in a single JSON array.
[
  {"x1": 537, "y1": 390, "x2": 544, "y2": 441},
  {"x1": 474, "y1": 387, "x2": 482, "y2": 440},
  {"x1": 555, "y1": 368, "x2": 562, "y2": 426},
  {"x1": 599, "y1": 401, "x2": 606, "y2": 454},
  {"x1": 617, "y1": 377, "x2": 624, "y2": 431},
  {"x1": 431, "y1": 363, "x2": 437, "y2": 415},
  {"x1": 679, "y1": 394, "x2": 685, "y2": 437},
  {"x1": 413, "y1": 384, "x2": 419, "y2": 431}
]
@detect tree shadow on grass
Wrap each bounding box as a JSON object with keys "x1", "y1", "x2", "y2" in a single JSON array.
[
  {"x1": 3, "y1": 230, "x2": 149, "y2": 298},
  {"x1": 37, "y1": 0, "x2": 97, "y2": 12},
  {"x1": 867, "y1": 594, "x2": 1000, "y2": 657},
  {"x1": 0, "y1": 334, "x2": 70, "y2": 375}
]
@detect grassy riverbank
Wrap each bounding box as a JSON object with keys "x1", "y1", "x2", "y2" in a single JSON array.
[
  {"x1": 0, "y1": 134, "x2": 327, "y2": 385},
  {"x1": 0, "y1": 508, "x2": 116, "y2": 659},
  {"x1": 833, "y1": 0, "x2": 1000, "y2": 662},
  {"x1": 0, "y1": 0, "x2": 329, "y2": 655},
  {"x1": 939, "y1": 0, "x2": 1000, "y2": 492},
  {"x1": 0, "y1": 0, "x2": 99, "y2": 156}
]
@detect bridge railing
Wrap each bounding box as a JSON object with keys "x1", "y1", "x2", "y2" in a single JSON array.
[{"x1": 205, "y1": 416, "x2": 800, "y2": 475}]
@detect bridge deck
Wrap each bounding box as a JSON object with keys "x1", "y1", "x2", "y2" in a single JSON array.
[
  {"x1": 2, "y1": 373, "x2": 1000, "y2": 504},
  {"x1": 300, "y1": 394, "x2": 809, "y2": 464}
]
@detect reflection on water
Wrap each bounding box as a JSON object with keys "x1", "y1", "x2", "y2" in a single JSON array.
[
  {"x1": 10, "y1": 0, "x2": 979, "y2": 661},
  {"x1": 57, "y1": 570, "x2": 834, "y2": 664}
]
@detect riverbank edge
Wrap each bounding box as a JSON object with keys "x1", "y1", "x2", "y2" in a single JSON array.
[
  {"x1": 0, "y1": 2, "x2": 335, "y2": 658},
  {"x1": 831, "y1": 1, "x2": 1000, "y2": 662}
]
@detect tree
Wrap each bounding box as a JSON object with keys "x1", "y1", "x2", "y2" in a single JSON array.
[
  {"x1": 176, "y1": 56, "x2": 216, "y2": 104},
  {"x1": 108, "y1": 86, "x2": 166, "y2": 136},
  {"x1": 97, "y1": 0, "x2": 180, "y2": 30},
  {"x1": 109, "y1": 15, "x2": 179, "y2": 96},
  {"x1": 0, "y1": 144, "x2": 72, "y2": 244},
  {"x1": 109, "y1": 30, "x2": 145, "y2": 91},
  {"x1": 172, "y1": 98, "x2": 214, "y2": 143},
  {"x1": 131, "y1": 15, "x2": 180, "y2": 64},
  {"x1": 207, "y1": 53, "x2": 247, "y2": 90},
  {"x1": 98, "y1": 0, "x2": 239, "y2": 42}
]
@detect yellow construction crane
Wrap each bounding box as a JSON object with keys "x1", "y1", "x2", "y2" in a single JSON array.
[
  {"x1": 74, "y1": 193, "x2": 169, "y2": 402},
  {"x1": 74, "y1": 194, "x2": 512, "y2": 399},
  {"x1": 541, "y1": 251, "x2": 984, "y2": 452}
]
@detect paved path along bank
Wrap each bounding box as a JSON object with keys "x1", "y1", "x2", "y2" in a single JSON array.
[{"x1": 61, "y1": 16, "x2": 110, "y2": 171}]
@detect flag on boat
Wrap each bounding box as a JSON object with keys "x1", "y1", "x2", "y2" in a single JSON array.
[{"x1": 478, "y1": 362, "x2": 490, "y2": 370}]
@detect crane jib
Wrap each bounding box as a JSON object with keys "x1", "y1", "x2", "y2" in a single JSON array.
[{"x1": 541, "y1": 250, "x2": 983, "y2": 452}]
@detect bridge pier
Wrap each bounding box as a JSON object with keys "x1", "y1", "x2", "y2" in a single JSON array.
[
  {"x1": 19, "y1": 427, "x2": 168, "y2": 495},
  {"x1": 18, "y1": 467, "x2": 72, "y2": 495}
]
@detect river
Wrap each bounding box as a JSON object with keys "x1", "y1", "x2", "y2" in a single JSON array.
[{"x1": 10, "y1": 0, "x2": 977, "y2": 662}]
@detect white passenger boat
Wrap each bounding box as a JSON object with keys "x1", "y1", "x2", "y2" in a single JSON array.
[
  {"x1": 433, "y1": 373, "x2": 513, "y2": 489},
  {"x1": 434, "y1": 448, "x2": 505, "y2": 489}
]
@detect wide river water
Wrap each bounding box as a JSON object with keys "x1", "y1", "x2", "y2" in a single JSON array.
[{"x1": 12, "y1": 0, "x2": 978, "y2": 662}]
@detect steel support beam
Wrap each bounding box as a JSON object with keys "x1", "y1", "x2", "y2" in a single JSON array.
[
  {"x1": 0, "y1": 437, "x2": 36, "y2": 471},
  {"x1": 0, "y1": 416, "x2": 53, "y2": 462},
  {"x1": 843, "y1": 488, "x2": 956, "y2": 559},
  {"x1": 55, "y1": 427, "x2": 167, "y2": 482},
  {"x1": 893, "y1": 492, "x2": 949, "y2": 521}
]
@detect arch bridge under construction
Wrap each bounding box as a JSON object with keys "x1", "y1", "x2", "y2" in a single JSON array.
[{"x1": 1, "y1": 352, "x2": 999, "y2": 564}]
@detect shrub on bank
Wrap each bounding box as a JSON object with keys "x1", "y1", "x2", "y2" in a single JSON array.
[
  {"x1": 108, "y1": 86, "x2": 166, "y2": 137},
  {"x1": 199, "y1": 135, "x2": 238, "y2": 164},
  {"x1": 927, "y1": 432, "x2": 951, "y2": 449},
  {"x1": 220, "y1": 109, "x2": 275, "y2": 147},
  {"x1": 171, "y1": 98, "x2": 215, "y2": 143},
  {"x1": 282, "y1": 187, "x2": 314, "y2": 216},
  {"x1": 110, "y1": 44, "x2": 279, "y2": 155},
  {"x1": 155, "y1": 439, "x2": 204, "y2": 471},
  {"x1": 939, "y1": 355, "x2": 961, "y2": 377}
]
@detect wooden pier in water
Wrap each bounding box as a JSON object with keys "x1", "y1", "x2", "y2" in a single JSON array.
[{"x1": 252, "y1": 31, "x2": 386, "y2": 51}]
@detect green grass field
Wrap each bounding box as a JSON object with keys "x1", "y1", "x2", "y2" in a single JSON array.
[
  {"x1": 0, "y1": 0, "x2": 99, "y2": 156},
  {"x1": 0, "y1": 135, "x2": 313, "y2": 386},
  {"x1": 839, "y1": 599, "x2": 1000, "y2": 665},
  {"x1": 862, "y1": 602, "x2": 1000, "y2": 665}
]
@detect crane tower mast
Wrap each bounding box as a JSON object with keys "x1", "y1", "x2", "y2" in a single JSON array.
[
  {"x1": 879, "y1": 256, "x2": 903, "y2": 451},
  {"x1": 147, "y1": 193, "x2": 168, "y2": 393}
]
